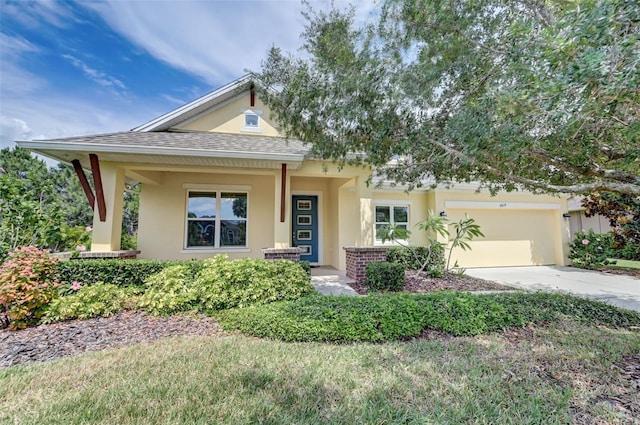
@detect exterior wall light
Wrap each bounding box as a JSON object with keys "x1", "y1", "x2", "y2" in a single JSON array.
[
  {"x1": 562, "y1": 213, "x2": 571, "y2": 218},
  {"x1": 439, "y1": 211, "x2": 447, "y2": 218}
]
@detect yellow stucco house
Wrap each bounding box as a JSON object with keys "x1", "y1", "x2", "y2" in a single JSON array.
[{"x1": 17, "y1": 76, "x2": 571, "y2": 272}]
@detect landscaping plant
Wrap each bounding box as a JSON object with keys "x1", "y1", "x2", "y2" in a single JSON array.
[
  {"x1": 381, "y1": 210, "x2": 484, "y2": 275},
  {"x1": 0, "y1": 246, "x2": 60, "y2": 329},
  {"x1": 138, "y1": 255, "x2": 312, "y2": 316},
  {"x1": 217, "y1": 291, "x2": 640, "y2": 342},
  {"x1": 42, "y1": 282, "x2": 138, "y2": 324},
  {"x1": 569, "y1": 229, "x2": 616, "y2": 269},
  {"x1": 365, "y1": 261, "x2": 405, "y2": 292}
]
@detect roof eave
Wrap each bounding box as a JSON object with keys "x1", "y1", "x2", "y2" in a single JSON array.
[
  {"x1": 15, "y1": 140, "x2": 306, "y2": 164},
  {"x1": 132, "y1": 75, "x2": 252, "y2": 133}
]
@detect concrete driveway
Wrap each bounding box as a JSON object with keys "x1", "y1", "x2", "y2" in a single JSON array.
[{"x1": 466, "y1": 266, "x2": 640, "y2": 312}]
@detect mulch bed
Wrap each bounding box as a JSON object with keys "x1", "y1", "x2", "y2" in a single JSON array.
[
  {"x1": 0, "y1": 310, "x2": 224, "y2": 369},
  {"x1": 349, "y1": 270, "x2": 516, "y2": 295}
]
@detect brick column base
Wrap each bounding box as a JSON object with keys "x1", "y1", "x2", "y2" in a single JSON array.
[{"x1": 343, "y1": 246, "x2": 388, "y2": 282}]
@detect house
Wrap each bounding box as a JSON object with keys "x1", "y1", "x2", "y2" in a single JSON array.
[
  {"x1": 567, "y1": 196, "x2": 612, "y2": 238},
  {"x1": 16, "y1": 76, "x2": 571, "y2": 273}
]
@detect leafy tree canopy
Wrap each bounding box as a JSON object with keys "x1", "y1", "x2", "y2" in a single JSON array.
[{"x1": 254, "y1": 0, "x2": 639, "y2": 196}]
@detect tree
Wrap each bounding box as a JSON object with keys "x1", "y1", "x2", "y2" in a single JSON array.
[
  {"x1": 0, "y1": 147, "x2": 140, "y2": 259},
  {"x1": 0, "y1": 148, "x2": 62, "y2": 259},
  {"x1": 581, "y1": 192, "x2": 640, "y2": 259},
  {"x1": 254, "y1": 0, "x2": 639, "y2": 196}
]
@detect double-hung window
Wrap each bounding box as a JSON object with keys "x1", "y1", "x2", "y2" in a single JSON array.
[
  {"x1": 375, "y1": 204, "x2": 409, "y2": 244},
  {"x1": 186, "y1": 191, "x2": 247, "y2": 248}
]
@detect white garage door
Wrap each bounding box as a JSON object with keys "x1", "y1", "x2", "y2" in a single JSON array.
[{"x1": 446, "y1": 203, "x2": 559, "y2": 268}]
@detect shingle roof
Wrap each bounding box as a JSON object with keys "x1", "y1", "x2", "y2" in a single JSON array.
[{"x1": 32, "y1": 131, "x2": 310, "y2": 157}]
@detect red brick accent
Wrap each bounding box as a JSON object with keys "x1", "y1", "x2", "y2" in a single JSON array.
[
  {"x1": 262, "y1": 247, "x2": 304, "y2": 262},
  {"x1": 343, "y1": 246, "x2": 388, "y2": 282}
]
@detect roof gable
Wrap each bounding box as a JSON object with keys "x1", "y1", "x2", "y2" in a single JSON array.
[{"x1": 133, "y1": 74, "x2": 252, "y2": 132}]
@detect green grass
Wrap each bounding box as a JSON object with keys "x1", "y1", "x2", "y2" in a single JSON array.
[
  {"x1": 609, "y1": 258, "x2": 640, "y2": 270},
  {"x1": 2, "y1": 323, "x2": 640, "y2": 424}
]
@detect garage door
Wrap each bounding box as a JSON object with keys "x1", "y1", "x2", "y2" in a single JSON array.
[{"x1": 445, "y1": 202, "x2": 559, "y2": 268}]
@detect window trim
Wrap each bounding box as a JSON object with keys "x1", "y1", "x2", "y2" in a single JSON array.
[
  {"x1": 242, "y1": 109, "x2": 263, "y2": 133},
  {"x1": 374, "y1": 203, "x2": 410, "y2": 246},
  {"x1": 184, "y1": 189, "x2": 249, "y2": 250}
]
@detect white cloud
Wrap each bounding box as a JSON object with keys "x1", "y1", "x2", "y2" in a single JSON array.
[
  {"x1": 79, "y1": 0, "x2": 378, "y2": 85},
  {"x1": 0, "y1": 0, "x2": 77, "y2": 30},
  {"x1": 62, "y1": 54, "x2": 127, "y2": 90}
]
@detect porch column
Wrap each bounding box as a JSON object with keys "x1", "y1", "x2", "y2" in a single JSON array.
[
  {"x1": 90, "y1": 164, "x2": 125, "y2": 252},
  {"x1": 273, "y1": 166, "x2": 291, "y2": 248},
  {"x1": 356, "y1": 176, "x2": 375, "y2": 246}
]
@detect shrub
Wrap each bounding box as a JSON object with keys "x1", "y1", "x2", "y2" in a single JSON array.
[
  {"x1": 365, "y1": 262, "x2": 405, "y2": 292},
  {"x1": 217, "y1": 293, "x2": 428, "y2": 342},
  {"x1": 614, "y1": 240, "x2": 640, "y2": 261},
  {"x1": 57, "y1": 259, "x2": 188, "y2": 287},
  {"x1": 298, "y1": 260, "x2": 311, "y2": 277},
  {"x1": 216, "y1": 291, "x2": 640, "y2": 342},
  {"x1": 136, "y1": 263, "x2": 201, "y2": 315},
  {"x1": 569, "y1": 230, "x2": 615, "y2": 269},
  {"x1": 0, "y1": 246, "x2": 60, "y2": 329},
  {"x1": 386, "y1": 244, "x2": 445, "y2": 275},
  {"x1": 138, "y1": 255, "x2": 312, "y2": 316},
  {"x1": 42, "y1": 282, "x2": 138, "y2": 324}
]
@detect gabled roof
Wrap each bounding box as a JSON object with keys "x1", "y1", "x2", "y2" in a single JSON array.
[
  {"x1": 133, "y1": 75, "x2": 252, "y2": 132},
  {"x1": 17, "y1": 131, "x2": 308, "y2": 170}
]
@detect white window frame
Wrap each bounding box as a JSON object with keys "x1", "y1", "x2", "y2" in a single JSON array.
[
  {"x1": 374, "y1": 202, "x2": 410, "y2": 246},
  {"x1": 242, "y1": 109, "x2": 263, "y2": 133},
  {"x1": 184, "y1": 187, "x2": 249, "y2": 251}
]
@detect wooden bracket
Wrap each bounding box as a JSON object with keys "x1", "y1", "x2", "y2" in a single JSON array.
[
  {"x1": 72, "y1": 159, "x2": 95, "y2": 210},
  {"x1": 280, "y1": 163, "x2": 287, "y2": 223},
  {"x1": 89, "y1": 154, "x2": 107, "y2": 222}
]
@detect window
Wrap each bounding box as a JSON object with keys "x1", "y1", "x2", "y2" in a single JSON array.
[
  {"x1": 186, "y1": 191, "x2": 247, "y2": 248},
  {"x1": 243, "y1": 109, "x2": 262, "y2": 131},
  {"x1": 245, "y1": 113, "x2": 259, "y2": 128},
  {"x1": 375, "y1": 205, "x2": 409, "y2": 243}
]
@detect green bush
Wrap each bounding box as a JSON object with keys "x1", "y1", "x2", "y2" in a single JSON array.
[
  {"x1": 41, "y1": 282, "x2": 138, "y2": 324},
  {"x1": 298, "y1": 260, "x2": 311, "y2": 277},
  {"x1": 365, "y1": 262, "x2": 405, "y2": 292},
  {"x1": 386, "y1": 244, "x2": 445, "y2": 275},
  {"x1": 614, "y1": 240, "x2": 640, "y2": 261},
  {"x1": 216, "y1": 291, "x2": 640, "y2": 342},
  {"x1": 57, "y1": 259, "x2": 195, "y2": 287},
  {"x1": 136, "y1": 263, "x2": 202, "y2": 315},
  {"x1": 138, "y1": 255, "x2": 312, "y2": 316},
  {"x1": 0, "y1": 246, "x2": 60, "y2": 329},
  {"x1": 217, "y1": 293, "x2": 428, "y2": 342},
  {"x1": 569, "y1": 230, "x2": 615, "y2": 269}
]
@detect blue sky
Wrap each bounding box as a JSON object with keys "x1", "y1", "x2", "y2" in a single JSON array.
[{"x1": 0, "y1": 0, "x2": 376, "y2": 150}]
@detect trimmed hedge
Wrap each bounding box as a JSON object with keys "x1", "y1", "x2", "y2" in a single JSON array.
[
  {"x1": 57, "y1": 259, "x2": 202, "y2": 287},
  {"x1": 216, "y1": 291, "x2": 640, "y2": 342},
  {"x1": 365, "y1": 262, "x2": 405, "y2": 292}
]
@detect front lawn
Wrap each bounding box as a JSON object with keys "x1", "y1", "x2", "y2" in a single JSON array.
[
  {"x1": 2, "y1": 322, "x2": 639, "y2": 424},
  {"x1": 609, "y1": 258, "x2": 640, "y2": 270}
]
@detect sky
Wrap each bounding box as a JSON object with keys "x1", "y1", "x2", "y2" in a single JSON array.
[{"x1": 0, "y1": 0, "x2": 377, "y2": 151}]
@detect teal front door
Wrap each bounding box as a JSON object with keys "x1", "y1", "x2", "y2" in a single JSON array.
[{"x1": 292, "y1": 195, "x2": 318, "y2": 263}]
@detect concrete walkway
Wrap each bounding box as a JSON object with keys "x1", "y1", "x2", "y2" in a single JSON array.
[
  {"x1": 310, "y1": 267, "x2": 359, "y2": 296},
  {"x1": 466, "y1": 266, "x2": 640, "y2": 312}
]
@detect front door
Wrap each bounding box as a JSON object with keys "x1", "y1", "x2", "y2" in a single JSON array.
[{"x1": 292, "y1": 195, "x2": 319, "y2": 263}]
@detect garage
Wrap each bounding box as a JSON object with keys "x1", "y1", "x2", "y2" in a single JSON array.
[{"x1": 444, "y1": 201, "x2": 562, "y2": 268}]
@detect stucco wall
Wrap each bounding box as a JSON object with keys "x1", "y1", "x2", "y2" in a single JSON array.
[
  {"x1": 137, "y1": 171, "x2": 275, "y2": 260},
  {"x1": 180, "y1": 95, "x2": 280, "y2": 137}
]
